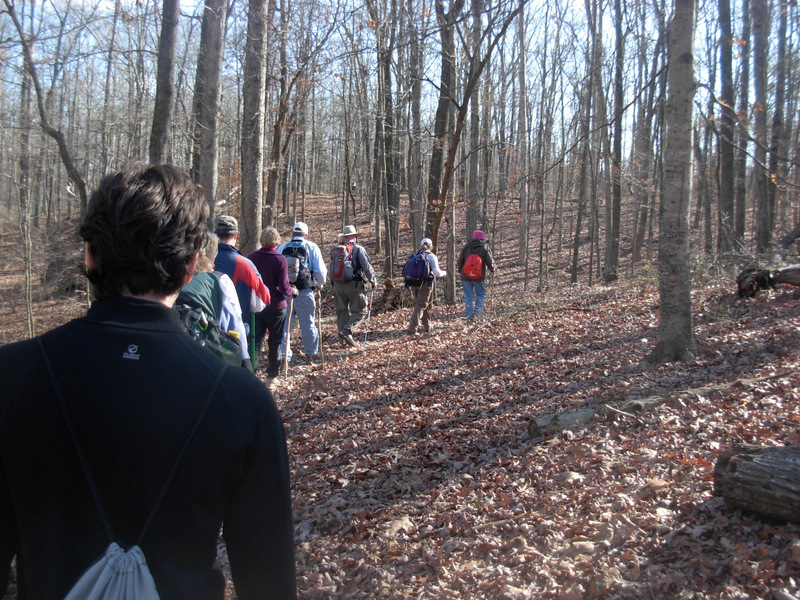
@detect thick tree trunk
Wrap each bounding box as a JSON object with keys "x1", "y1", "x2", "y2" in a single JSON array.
[
  {"x1": 149, "y1": 0, "x2": 178, "y2": 165},
  {"x1": 190, "y1": 0, "x2": 228, "y2": 218},
  {"x1": 240, "y1": 0, "x2": 269, "y2": 253},
  {"x1": 646, "y1": 0, "x2": 697, "y2": 363},
  {"x1": 714, "y1": 444, "x2": 800, "y2": 524}
]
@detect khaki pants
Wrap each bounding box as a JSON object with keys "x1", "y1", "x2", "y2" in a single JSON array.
[
  {"x1": 333, "y1": 279, "x2": 369, "y2": 334},
  {"x1": 407, "y1": 280, "x2": 433, "y2": 333}
]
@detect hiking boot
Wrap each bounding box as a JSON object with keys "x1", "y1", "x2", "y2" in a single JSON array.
[
  {"x1": 339, "y1": 330, "x2": 357, "y2": 347},
  {"x1": 404, "y1": 328, "x2": 417, "y2": 336}
]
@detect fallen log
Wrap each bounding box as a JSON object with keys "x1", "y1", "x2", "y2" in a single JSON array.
[
  {"x1": 713, "y1": 444, "x2": 800, "y2": 524},
  {"x1": 737, "y1": 264, "x2": 800, "y2": 297}
]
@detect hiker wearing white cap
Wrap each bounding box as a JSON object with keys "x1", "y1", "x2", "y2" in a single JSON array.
[
  {"x1": 276, "y1": 222, "x2": 327, "y2": 361},
  {"x1": 456, "y1": 229, "x2": 497, "y2": 320},
  {"x1": 403, "y1": 238, "x2": 446, "y2": 335},
  {"x1": 329, "y1": 225, "x2": 377, "y2": 346}
]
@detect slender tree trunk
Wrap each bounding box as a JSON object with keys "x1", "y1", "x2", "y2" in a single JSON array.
[
  {"x1": 717, "y1": 0, "x2": 735, "y2": 254},
  {"x1": 646, "y1": 0, "x2": 697, "y2": 363},
  {"x1": 767, "y1": 0, "x2": 787, "y2": 248},
  {"x1": 425, "y1": 0, "x2": 465, "y2": 238},
  {"x1": 517, "y1": 0, "x2": 529, "y2": 270},
  {"x1": 407, "y1": 0, "x2": 424, "y2": 245},
  {"x1": 604, "y1": 0, "x2": 623, "y2": 282},
  {"x1": 264, "y1": 0, "x2": 289, "y2": 230},
  {"x1": 102, "y1": 0, "x2": 121, "y2": 172},
  {"x1": 571, "y1": 0, "x2": 597, "y2": 284},
  {"x1": 752, "y1": 0, "x2": 771, "y2": 253},
  {"x1": 734, "y1": 0, "x2": 750, "y2": 249},
  {"x1": 466, "y1": 0, "x2": 483, "y2": 238},
  {"x1": 3, "y1": 0, "x2": 88, "y2": 212}
]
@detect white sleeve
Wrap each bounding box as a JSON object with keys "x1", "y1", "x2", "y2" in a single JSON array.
[
  {"x1": 219, "y1": 274, "x2": 249, "y2": 359},
  {"x1": 428, "y1": 253, "x2": 446, "y2": 277},
  {"x1": 310, "y1": 242, "x2": 328, "y2": 286}
]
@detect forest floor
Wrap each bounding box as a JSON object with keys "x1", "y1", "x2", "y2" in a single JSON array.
[{"x1": 1, "y1": 197, "x2": 799, "y2": 599}]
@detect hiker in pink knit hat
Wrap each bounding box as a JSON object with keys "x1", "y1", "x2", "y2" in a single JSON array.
[{"x1": 456, "y1": 230, "x2": 496, "y2": 320}]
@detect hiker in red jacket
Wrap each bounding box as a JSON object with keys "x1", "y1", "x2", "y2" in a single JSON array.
[{"x1": 456, "y1": 229, "x2": 497, "y2": 320}]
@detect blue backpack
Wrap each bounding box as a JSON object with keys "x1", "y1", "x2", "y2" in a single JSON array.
[
  {"x1": 402, "y1": 251, "x2": 431, "y2": 286},
  {"x1": 282, "y1": 240, "x2": 314, "y2": 289}
]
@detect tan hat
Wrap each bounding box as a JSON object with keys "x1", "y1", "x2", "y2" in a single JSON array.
[{"x1": 338, "y1": 225, "x2": 358, "y2": 238}]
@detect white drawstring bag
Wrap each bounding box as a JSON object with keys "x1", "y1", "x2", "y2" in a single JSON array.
[{"x1": 64, "y1": 543, "x2": 159, "y2": 600}]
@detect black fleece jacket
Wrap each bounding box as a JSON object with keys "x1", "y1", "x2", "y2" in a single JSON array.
[{"x1": 0, "y1": 297, "x2": 296, "y2": 600}]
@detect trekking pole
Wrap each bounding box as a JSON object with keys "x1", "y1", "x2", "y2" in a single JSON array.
[
  {"x1": 250, "y1": 313, "x2": 257, "y2": 373},
  {"x1": 282, "y1": 293, "x2": 294, "y2": 377},
  {"x1": 316, "y1": 288, "x2": 325, "y2": 368},
  {"x1": 363, "y1": 289, "x2": 374, "y2": 343}
]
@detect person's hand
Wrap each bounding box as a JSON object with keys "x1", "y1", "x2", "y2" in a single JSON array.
[
  {"x1": 371, "y1": 281, "x2": 377, "y2": 290},
  {"x1": 441, "y1": 271, "x2": 447, "y2": 277}
]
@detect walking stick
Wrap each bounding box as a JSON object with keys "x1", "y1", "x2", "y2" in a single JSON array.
[
  {"x1": 316, "y1": 288, "x2": 325, "y2": 368},
  {"x1": 282, "y1": 292, "x2": 294, "y2": 377},
  {"x1": 363, "y1": 289, "x2": 374, "y2": 343},
  {"x1": 250, "y1": 313, "x2": 257, "y2": 373}
]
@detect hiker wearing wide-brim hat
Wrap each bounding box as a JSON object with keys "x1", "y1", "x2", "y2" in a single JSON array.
[
  {"x1": 329, "y1": 224, "x2": 377, "y2": 346},
  {"x1": 338, "y1": 224, "x2": 359, "y2": 239},
  {"x1": 456, "y1": 229, "x2": 497, "y2": 320}
]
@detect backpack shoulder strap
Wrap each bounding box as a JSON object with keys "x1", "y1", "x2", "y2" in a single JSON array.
[{"x1": 36, "y1": 337, "x2": 228, "y2": 546}]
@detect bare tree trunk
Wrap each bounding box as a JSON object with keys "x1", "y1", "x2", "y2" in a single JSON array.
[
  {"x1": 102, "y1": 0, "x2": 121, "y2": 172},
  {"x1": 734, "y1": 0, "x2": 750, "y2": 249},
  {"x1": 752, "y1": 0, "x2": 771, "y2": 253},
  {"x1": 264, "y1": 0, "x2": 289, "y2": 230},
  {"x1": 18, "y1": 49, "x2": 35, "y2": 338},
  {"x1": 571, "y1": 0, "x2": 597, "y2": 285},
  {"x1": 407, "y1": 0, "x2": 424, "y2": 245},
  {"x1": 149, "y1": 0, "x2": 179, "y2": 164},
  {"x1": 603, "y1": 0, "x2": 623, "y2": 282},
  {"x1": 768, "y1": 1, "x2": 788, "y2": 248},
  {"x1": 190, "y1": 0, "x2": 228, "y2": 218},
  {"x1": 425, "y1": 0, "x2": 465, "y2": 238},
  {"x1": 717, "y1": 0, "x2": 735, "y2": 255},
  {"x1": 516, "y1": 0, "x2": 529, "y2": 270},
  {"x1": 646, "y1": 0, "x2": 697, "y2": 363},
  {"x1": 465, "y1": 0, "x2": 483, "y2": 238},
  {"x1": 240, "y1": 0, "x2": 269, "y2": 253},
  {"x1": 3, "y1": 0, "x2": 88, "y2": 212}
]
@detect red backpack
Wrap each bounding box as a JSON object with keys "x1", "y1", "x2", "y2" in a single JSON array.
[
  {"x1": 330, "y1": 242, "x2": 355, "y2": 282},
  {"x1": 462, "y1": 252, "x2": 483, "y2": 280}
]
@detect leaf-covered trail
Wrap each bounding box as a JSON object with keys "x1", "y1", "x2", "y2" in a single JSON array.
[{"x1": 270, "y1": 284, "x2": 800, "y2": 599}]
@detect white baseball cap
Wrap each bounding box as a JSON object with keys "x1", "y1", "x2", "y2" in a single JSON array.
[{"x1": 293, "y1": 222, "x2": 309, "y2": 235}]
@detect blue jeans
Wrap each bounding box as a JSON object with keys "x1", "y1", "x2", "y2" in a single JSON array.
[
  {"x1": 281, "y1": 288, "x2": 319, "y2": 358},
  {"x1": 462, "y1": 280, "x2": 486, "y2": 318}
]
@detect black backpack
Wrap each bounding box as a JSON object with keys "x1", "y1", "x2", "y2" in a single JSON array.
[
  {"x1": 282, "y1": 240, "x2": 314, "y2": 290},
  {"x1": 402, "y1": 251, "x2": 432, "y2": 286}
]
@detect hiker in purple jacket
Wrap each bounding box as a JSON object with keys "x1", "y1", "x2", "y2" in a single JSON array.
[{"x1": 248, "y1": 227, "x2": 296, "y2": 379}]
